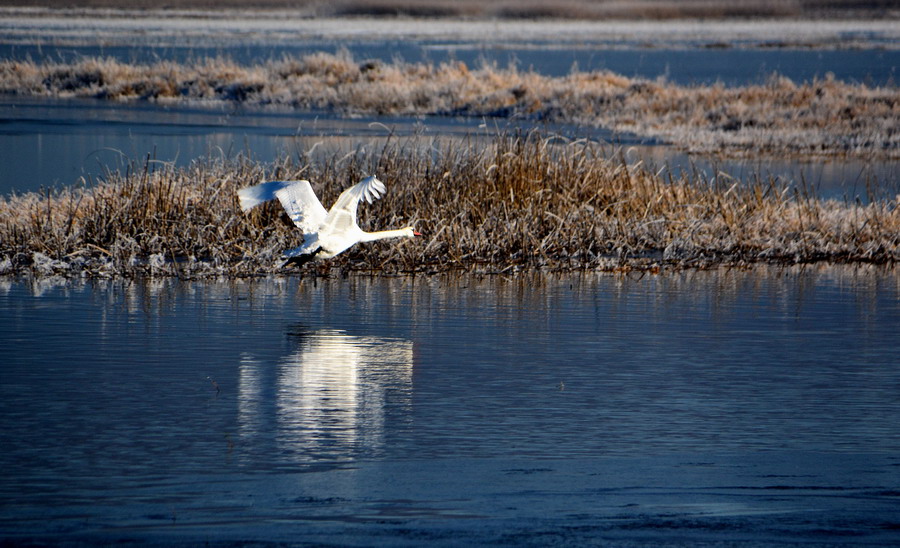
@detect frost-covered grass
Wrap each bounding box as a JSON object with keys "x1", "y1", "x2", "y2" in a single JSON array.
[
  {"x1": 1, "y1": 53, "x2": 896, "y2": 158},
  {"x1": 2, "y1": 131, "x2": 897, "y2": 278}
]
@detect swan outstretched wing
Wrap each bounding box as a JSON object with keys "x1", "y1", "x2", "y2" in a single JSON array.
[
  {"x1": 320, "y1": 176, "x2": 386, "y2": 236},
  {"x1": 237, "y1": 180, "x2": 328, "y2": 236},
  {"x1": 274, "y1": 181, "x2": 329, "y2": 235},
  {"x1": 237, "y1": 180, "x2": 289, "y2": 212}
]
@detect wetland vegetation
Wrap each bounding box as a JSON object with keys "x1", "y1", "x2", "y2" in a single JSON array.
[
  {"x1": 1, "y1": 131, "x2": 897, "y2": 278},
  {"x1": 2, "y1": 53, "x2": 897, "y2": 159},
  {"x1": 1, "y1": 27, "x2": 897, "y2": 278}
]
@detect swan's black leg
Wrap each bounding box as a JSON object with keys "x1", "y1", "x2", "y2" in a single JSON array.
[{"x1": 281, "y1": 247, "x2": 322, "y2": 268}]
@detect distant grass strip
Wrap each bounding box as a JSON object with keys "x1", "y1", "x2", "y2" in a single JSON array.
[
  {"x1": 1, "y1": 53, "x2": 897, "y2": 158},
  {"x1": 1, "y1": 132, "x2": 897, "y2": 278}
]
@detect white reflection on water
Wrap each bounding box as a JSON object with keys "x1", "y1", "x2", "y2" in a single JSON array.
[{"x1": 239, "y1": 328, "x2": 413, "y2": 462}]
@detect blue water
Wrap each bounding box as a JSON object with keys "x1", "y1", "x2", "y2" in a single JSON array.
[
  {"x1": 1, "y1": 267, "x2": 899, "y2": 545},
  {"x1": 0, "y1": 98, "x2": 617, "y2": 195},
  {"x1": 0, "y1": 98, "x2": 477, "y2": 194}
]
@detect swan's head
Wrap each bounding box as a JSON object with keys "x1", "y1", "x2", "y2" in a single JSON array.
[{"x1": 403, "y1": 226, "x2": 421, "y2": 238}]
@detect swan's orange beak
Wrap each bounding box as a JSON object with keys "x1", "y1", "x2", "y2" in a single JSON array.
[{"x1": 413, "y1": 230, "x2": 422, "y2": 236}]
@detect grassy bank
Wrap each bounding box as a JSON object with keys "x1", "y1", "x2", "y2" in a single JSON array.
[
  {"x1": 1, "y1": 54, "x2": 897, "y2": 158},
  {"x1": 1, "y1": 132, "x2": 897, "y2": 278}
]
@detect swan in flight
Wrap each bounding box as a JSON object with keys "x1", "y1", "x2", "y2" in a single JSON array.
[{"x1": 237, "y1": 176, "x2": 419, "y2": 267}]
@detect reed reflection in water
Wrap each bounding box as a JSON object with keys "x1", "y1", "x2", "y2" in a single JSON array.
[{"x1": 239, "y1": 327, "x2": 413, "y2": 463}]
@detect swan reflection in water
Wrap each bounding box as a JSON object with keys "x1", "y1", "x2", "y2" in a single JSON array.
[{"x1": 238, "y1": 327, "x2": 413, "y2": 462}]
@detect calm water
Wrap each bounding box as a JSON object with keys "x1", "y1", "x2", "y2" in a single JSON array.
[
  {"x1": 0, "y1": 98, "x2": 623, "y2": 195},
  {"x1": 2, "y1": 267, "x2": 899, "y2": 546},
  {"x1": 2, "y1": 98, "x2": 897, "y2": 201}
]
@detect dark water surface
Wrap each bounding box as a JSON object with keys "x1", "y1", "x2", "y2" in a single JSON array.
[{"x1": 1, "y1": 267, "x2": 899, "y2": 546}]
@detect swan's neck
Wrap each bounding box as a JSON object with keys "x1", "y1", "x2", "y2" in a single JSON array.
[{"x1": 359, "y1": 228, "x2": 412, "y2": 243}]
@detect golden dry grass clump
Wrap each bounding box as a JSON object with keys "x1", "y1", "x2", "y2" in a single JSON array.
[
  {"x1": 1, "y1": 132, "x2": 897, "y2": 278},
  {"x1": 1, "y1": 53, "x2": 896, "y2": 158}
]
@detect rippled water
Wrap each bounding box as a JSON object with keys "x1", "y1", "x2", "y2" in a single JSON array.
[{"x1": 1, "y1": 267, "x2": 899, "y2": 545}]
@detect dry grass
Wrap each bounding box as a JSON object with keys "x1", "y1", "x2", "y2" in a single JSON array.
[
  {"x1": 2, "y1": 54, "x2": 897, "y2": 159},
  {"x1": 1, "y1": 131, "x2": 897, "y2": 278}
]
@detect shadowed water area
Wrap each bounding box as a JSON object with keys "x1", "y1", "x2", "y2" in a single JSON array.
[{"x1": 1, "y1": 267, "x2": 899, "y2": 546}]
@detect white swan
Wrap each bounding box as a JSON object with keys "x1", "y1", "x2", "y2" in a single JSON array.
[{"x1": 237, "y1": 176, "x2": 418, "y2": 266}]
